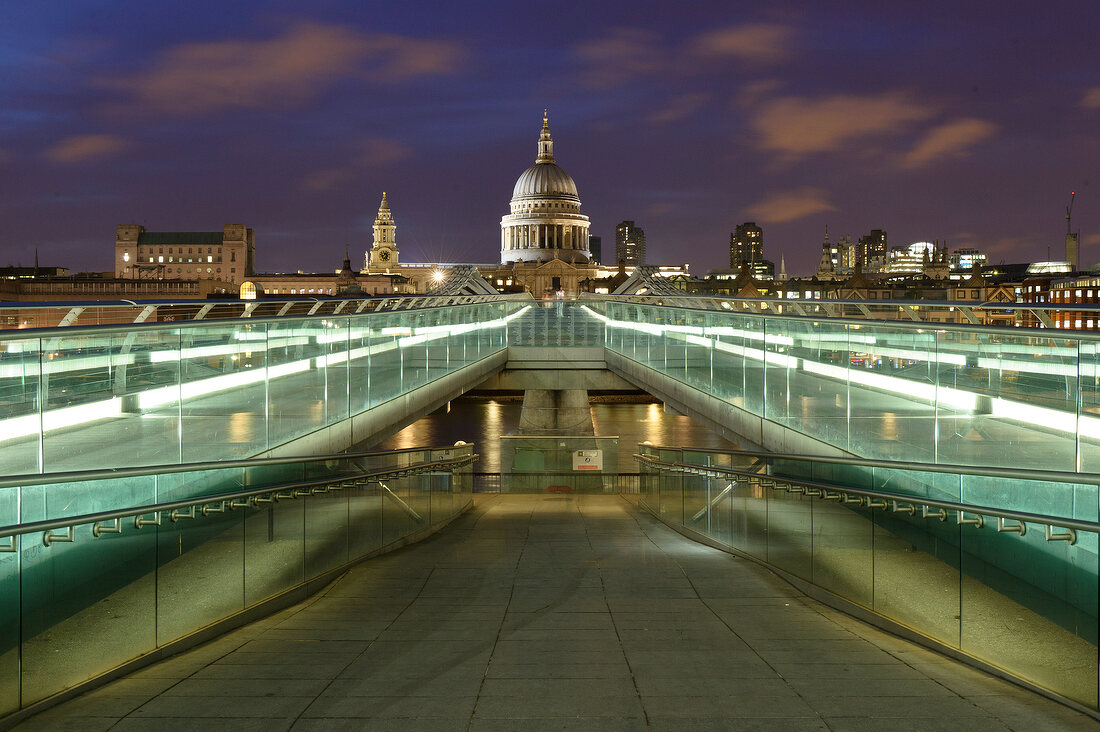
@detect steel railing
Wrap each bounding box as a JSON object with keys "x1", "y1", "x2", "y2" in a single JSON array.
[
  {"x1": 634, "y1": 453, "x2": 1097, "y2": 544},
  {"x1": 0, "y1": 449, "x2": 477, "y2": 552}
]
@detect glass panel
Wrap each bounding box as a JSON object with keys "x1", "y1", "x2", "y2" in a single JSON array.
[
  {"x1": 156, "y1": 505, "x2": 244, "y2": 645},
  {"x1": 348, "y1": 479, "x2": 383, "y2": 558},
  {"x1": 938, "y1": 331, "x2": 1078, "y2": 471},
  {"x1": 960, "y1": 517, "x2": 1098, "y2": 706},
  {"x1": 368, "y1": 314, "x2": 402, "y2": 407},
  {"x1": 304, "y1": 490, "x2": 349, "y2": 577},
  {"x1": 348, "y1": 316, "x2": 371, "y2": 413},
  {"x1": 732, "y1": 475, "x2": 767, "y2": 559},
  {"x1": 1080, "y1": 339, "x2": 1100, "y2": 473},
  {"x1": 267, "y1": 320, "x2": 326, "y2": 446},
  {"x1": 244, "y1": 499, "x2": 305, "y2": 607},
  {"x1": 765, "y1": 487, "x2": 811, "y2": 580},
  {"x1": 181, "y1": 322, "x2": 267, "y2": 462},
  {"x1": 322, "y1": 318, "x2": 350, "y2": 426},
  {"x1": 0, "y1": 335, "x2": 41, "y2": 476},
  {"x1": 848, "y1": 325, "x2": 937, "y2": 463},
  {"x1": 811, "y1": 498, "x2": 872, "y2": 608},
  {"x1": 0, "y1": 486, "x2": 19, "y2": 715},
  {"x1": 19, "y1": 477, "x2": 158, "y2": 704}
]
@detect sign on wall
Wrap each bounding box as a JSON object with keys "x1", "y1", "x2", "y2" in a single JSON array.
[{"x1": 573, "y1": 450, "x2": 602, "y2": 471}]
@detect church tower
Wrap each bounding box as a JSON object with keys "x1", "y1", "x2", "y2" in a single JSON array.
[{"x1": 366, "y1": 192, "x2": 398, "y2": 271}]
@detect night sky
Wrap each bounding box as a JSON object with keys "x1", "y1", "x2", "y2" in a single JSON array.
[{"x1": 2, "y1": 1, "x2": 1098, "y2": 277}]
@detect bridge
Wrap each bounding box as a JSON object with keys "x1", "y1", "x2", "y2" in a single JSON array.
[{"x1": 0, "y1": 294, "x2": 1097, "y2": 727}]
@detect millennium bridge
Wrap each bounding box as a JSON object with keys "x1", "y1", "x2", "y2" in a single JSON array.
[{"x1": 0, "y1": 293, "x2": 1097, "y2": 728}]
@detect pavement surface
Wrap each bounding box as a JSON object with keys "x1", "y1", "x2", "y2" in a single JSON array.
[{"x1": 12, "y1": 494, "x2": 1098, "y2": 731}]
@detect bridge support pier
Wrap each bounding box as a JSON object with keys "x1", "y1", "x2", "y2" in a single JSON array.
[{"x1": 519, "y1": 389, "x2": 594, "y2": 434}]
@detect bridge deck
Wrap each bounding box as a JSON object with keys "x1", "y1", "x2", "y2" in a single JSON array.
[{"x1": 13, "y1": 495, "x2": 1092, "y2": 730}]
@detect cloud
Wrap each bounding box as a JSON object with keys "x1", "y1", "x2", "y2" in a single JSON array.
[
  {"x1": 690, "y1": 23, "x2": 797, "y2": 65},
  {"x1": 302, "y1": 137, "x2": 410, "y2": 191},
  {"x1": 302, "y1": 168, "x2": 352, "y2": 192},
  {"x1": 103, "y1": 22, "x2": 464, "y2": 115},
  {"x1": 1082, "y1": 87, "x2": 1100, "y2": 109},
  {"x1": 902, "y1": 118, "x2": 996, "y2": 168},
  {"x1": 575, "y1": 28, "x2": 664, "y2": 88},
  {"x1": 751, "y1": 93, "x2": 933, "y2": 157},
  {"x1": 1085, "y1": 233, "x2": 1100, "y2": 247},
  {"x1": 45, "y1": 134, "x2": 129, "y2": 163},
  {"x1": 645, "y1": 93, "x2": 709, "y2": 124},
  {"x1": 746, "y1": 187, "x2": 835, "y2": 223},
  {"x1": 0, "y1": 149, "x2": 10, "y2": 165},
  {"x1": 358, "y1": 137, "x2": 410, "y2": 166},
  {"x1": 578, "y1": 23, "x2": 795, "y2": 90}
]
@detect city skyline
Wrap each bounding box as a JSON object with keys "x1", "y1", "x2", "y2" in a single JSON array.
[{"x1": 1, "y1": 1, "x2": 1097, "y2": 277}]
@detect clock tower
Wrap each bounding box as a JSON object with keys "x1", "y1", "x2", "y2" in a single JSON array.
[{"x1": 366, "y1": 192, "x2": 399, "y2": 271}]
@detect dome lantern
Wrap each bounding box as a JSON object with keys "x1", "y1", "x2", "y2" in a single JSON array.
[{"x1": 536, "y1": 109, "x2": 555, "y2": 164}]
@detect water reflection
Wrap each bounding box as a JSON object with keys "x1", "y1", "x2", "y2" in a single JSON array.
[{"x1": 369, "y1": 397, "x2": 740, "y2": 473}]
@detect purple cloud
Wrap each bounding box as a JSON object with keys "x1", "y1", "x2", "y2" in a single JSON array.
[{"x1": 101, "y1": 22, "x2": 464, "y2": 116}]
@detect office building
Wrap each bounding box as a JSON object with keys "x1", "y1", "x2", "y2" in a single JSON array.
[
  {"x1": 615, "y1": 220, "x2": 646, "y2": 266},
  {"x1": 730, "y1": 222, "x2": 763, "y2": 269}
]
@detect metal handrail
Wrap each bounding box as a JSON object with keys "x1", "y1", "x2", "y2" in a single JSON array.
[
  {"x1": 0, "y1": 453, "x2": 478, "y2": 551},
  {"x1": 4, "y1": 293, "x2": 533, "y2": 338},
  {"x1": 592, "y1": 297, "x2": 1100, "y2": 339},
  {"x1": 633, "y1": 453, "x2": 1097, "y2": 542},
  {"x1": 0, "y1": 445, "x2": 475, "y2": 491},
  {"x1": 635, "y1": 444, "x2": 1100, "y2": 487}
]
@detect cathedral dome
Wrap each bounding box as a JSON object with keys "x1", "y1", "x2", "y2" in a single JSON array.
[
  {"x1": 512, "y1": 162, "x2": 579, "y2": 200},
  {"x1": 500, "y1": 111, "x2": 591, "y2": 265}
]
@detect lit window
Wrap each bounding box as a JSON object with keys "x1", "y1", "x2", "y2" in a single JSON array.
[{"x1": 158, "y1": 256, "x2": 164, "y2": 262}]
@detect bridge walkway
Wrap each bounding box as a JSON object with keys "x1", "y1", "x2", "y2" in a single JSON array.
[{"x1": 12, "y1": 495, "x2": 1091, "y2": 731}]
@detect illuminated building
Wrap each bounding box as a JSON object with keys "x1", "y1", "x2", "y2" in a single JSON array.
[
  {"x1": 616, "y1": 221, "x2": 646, "y2": 266},
  {"x1": 729, "y1": 222, "x2": 763, "y2": 269},
  {"x1": 499, "y1": 110, "x2": 591, "y2": 265},
  {"x1": 857, "y1": 229, "x2": 887, "y2": 271},
  {"x1": 365, "y1": 192, "x2": 399, "y2": 271},
  {"x1": 115, "y1": 224, "x2": 254, "y2": 285}
]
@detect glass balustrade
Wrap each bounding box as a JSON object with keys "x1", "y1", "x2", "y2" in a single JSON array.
[
  {"x1": 0, "y1": 445, "x2": 474, "y2": 716},
  {"x1": 598, "y1": 301, "x2": 1100, "y2": 473},
  {"x1": 0, "y1": 301, "x2": 527, "y2": 476},
  {"x1": 636, "y1": 444, "x2": 1100, "y2": 709}
]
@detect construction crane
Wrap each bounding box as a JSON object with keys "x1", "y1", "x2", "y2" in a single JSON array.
[{"x1": 1067, "y1": 191, "x2": 1076, "y2": 235}]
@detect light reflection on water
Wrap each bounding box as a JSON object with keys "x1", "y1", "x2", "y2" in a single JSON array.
[{"x1": 369, "y1": 398, "x2": 740, "y2": 473}]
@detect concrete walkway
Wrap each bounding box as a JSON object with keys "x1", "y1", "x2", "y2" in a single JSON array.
[{"x1": 14, "y1": 495, "x2": 1097, "y2": 731}]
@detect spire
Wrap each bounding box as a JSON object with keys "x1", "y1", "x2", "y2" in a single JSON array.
[
  {"x1": 779, "y1": 253, "x2": 787, "y2": 280},
  {"x1": 375, "y1": 192, "x2": 393, "y2": 224},
  {"x1": 536, "y1": 108, "x2": 555, "y2": 164}
]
